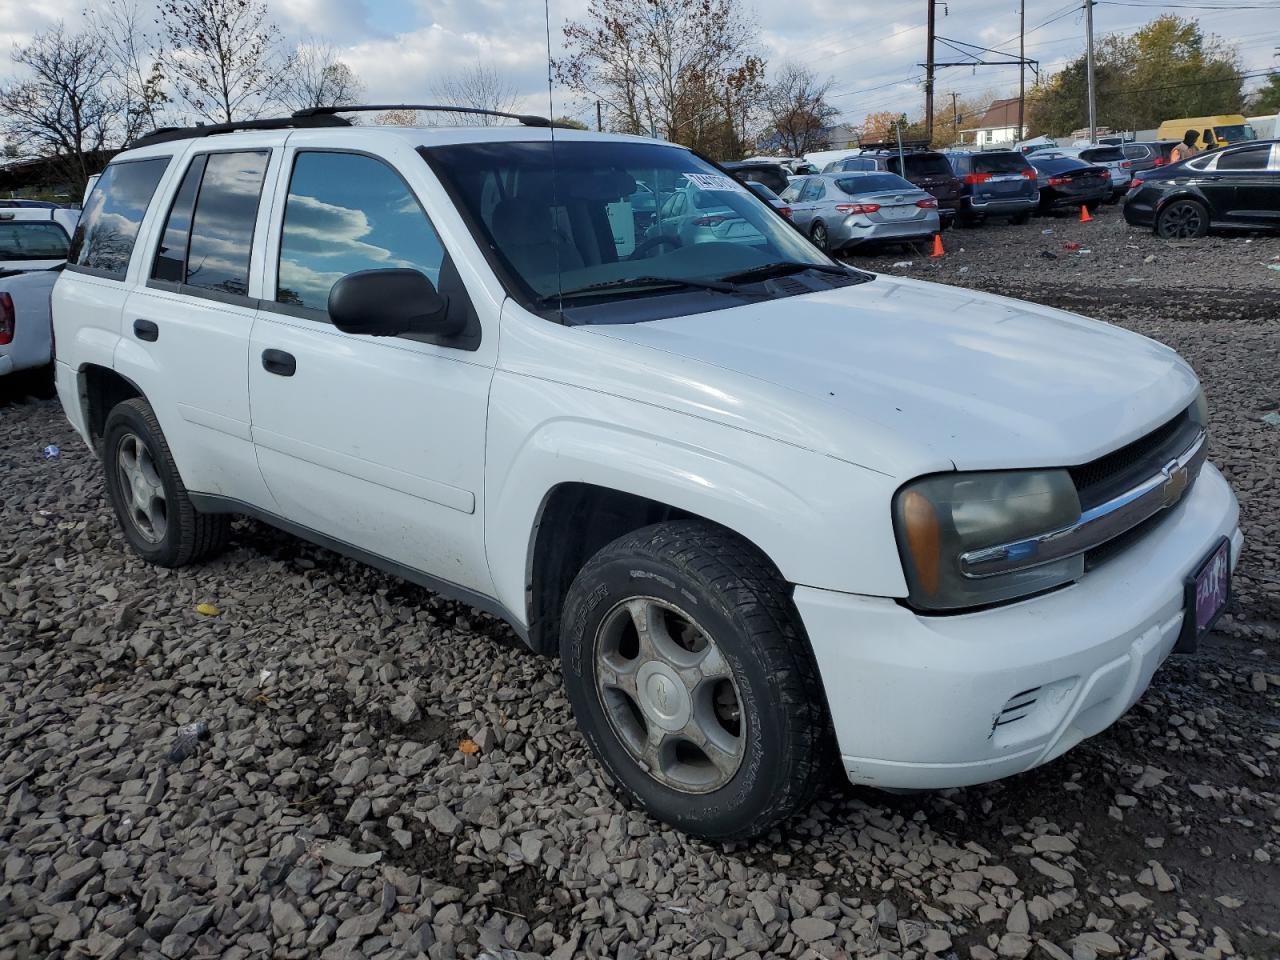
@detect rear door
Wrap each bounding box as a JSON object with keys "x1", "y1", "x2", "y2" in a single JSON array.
[
  {"x1": 120, "y1": 140, "x2": 282, "y2": 506},
  {"x1": 1211, "y1": 143, "x2": 1278, "y2": 226},
  {"x1": 247, "y1": 136, "x2": 496, "y2": 595}
]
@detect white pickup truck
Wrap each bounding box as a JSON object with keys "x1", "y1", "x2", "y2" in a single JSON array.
[
  {"x1": 0, "y1": 206, "x2": 78, "y2": 380},
  {"x1": 52, "y1": 109, "x2": 1242, "y2": 839}
]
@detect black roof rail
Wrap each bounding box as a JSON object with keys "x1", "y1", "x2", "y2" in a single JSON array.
[
  {"x1": 293, "y1": 104, "x2": 555, "y2": 128},
  {"x1": 129, "y1": 113, "x2": 352, "y2": 148},
  {"x1": 858, "y1": 139, "x2": 934, "y2": 152}
]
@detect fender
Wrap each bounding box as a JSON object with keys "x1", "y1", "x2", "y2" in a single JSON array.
[{"x1": 484, "y1": 371, "x2": 908, "y2": 626}]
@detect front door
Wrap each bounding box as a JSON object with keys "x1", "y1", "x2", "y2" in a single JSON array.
[
  {"x1": 247, "y1": 142, "x2": 496, "y2": 595},
  {"x1": 1215, "y1": 143, "x2": 1280, "y2": 227}
]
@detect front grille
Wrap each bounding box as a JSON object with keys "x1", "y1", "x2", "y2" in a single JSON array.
[{"x1": 1069, "y1": 408, "x2": 1198, "y2": 510}]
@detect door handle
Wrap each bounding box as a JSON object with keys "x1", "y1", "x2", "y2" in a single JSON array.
[
  {"x1": 133, "y1": 319, "x2": 159, "y2": 342},
  {"x1": 261, "y1": 349, "x2": 296, "y2": 377}
]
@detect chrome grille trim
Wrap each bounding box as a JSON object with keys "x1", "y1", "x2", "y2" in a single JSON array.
[{"x1": 960, "y1": 429, "x2": 1207, "y2": 580}]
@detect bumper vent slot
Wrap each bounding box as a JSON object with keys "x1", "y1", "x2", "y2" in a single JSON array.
[{"x1": 996, "y1": 686, "x2": 1041, "y2": 728}]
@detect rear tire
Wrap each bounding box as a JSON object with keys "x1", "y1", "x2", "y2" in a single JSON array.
[
  {"x1": 103, "y1": 398, "x2": 229, "y2": 567},
  {"x1": 809, "y1": 220, "x2": 829, "y2": 251},
  {"x1": 1155, "y1": 199, "x2": 1209, "y2": 239},
  {"x1": 559, "y1": 520, "x2": 833, "y2": 840}
]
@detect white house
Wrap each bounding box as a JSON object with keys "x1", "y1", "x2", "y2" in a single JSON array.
[{"x1": 962, "y1": 98, "x2": 1026, "y2": 147}]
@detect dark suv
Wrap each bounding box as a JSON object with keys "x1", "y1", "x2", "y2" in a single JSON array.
[
  {"x1": 721, "y1": 161, "x2": 791, "y2": 196},
  {"x1": 945, "y1": 150, "x2": 1039, "y2": 224},
  {"x1": 823, "y1": 149, "x2": 962, "y2": 226},
  {"x1": 1121, "y1": 141, "x2": 1181, "y2": 175}
]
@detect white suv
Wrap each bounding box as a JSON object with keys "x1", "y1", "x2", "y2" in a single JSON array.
[{"x1": 53, "y1": 108, "x2": 1242, "y2": 840}]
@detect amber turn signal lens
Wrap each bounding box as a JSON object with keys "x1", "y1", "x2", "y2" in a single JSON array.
[{"x1": 901, "y1": 490, "x2": 941, "y2": 596}]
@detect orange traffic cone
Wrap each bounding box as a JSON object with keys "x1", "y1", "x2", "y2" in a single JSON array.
[
  {"x1": 1080, "y1": 204, "x2": 1093, "y2": 223},
  {"x1": 930, "y1": 233, "x2": 945, "y2": 257}
]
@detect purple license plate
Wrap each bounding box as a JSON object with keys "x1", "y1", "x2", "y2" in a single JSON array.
[{"x1": 1177, "y1": 538, "x2": 1231, "y2": 653}]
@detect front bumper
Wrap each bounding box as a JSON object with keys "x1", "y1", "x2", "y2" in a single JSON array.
[{"x1": 796, "y1": 463, "x2": 1242, "y2": 790}]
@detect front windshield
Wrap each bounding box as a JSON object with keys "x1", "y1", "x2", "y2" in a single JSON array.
[
  {"x1": 424, "y1": 140, "x2": 833, "y2": 306},
  {"x1": 1215, "y1": 124, "x2": 1255, "y2": 141}
]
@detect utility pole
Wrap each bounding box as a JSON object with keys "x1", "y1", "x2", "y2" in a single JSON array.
[
  {"x1": 925, "y1": 0, "x2": 936, "y2": 142},
  {"x1": 1017, "y1": 0, "x2": 1026, "y2": 140},
  {"x1": 1084, "y1": 0, "x2": 1097, "y2": 143},
  {"x1": 596, "y1": 100, "x2": 603, "y2": 132},
  {"x1": 951, "y1": 92, "x2": 960, "y2": 143}
]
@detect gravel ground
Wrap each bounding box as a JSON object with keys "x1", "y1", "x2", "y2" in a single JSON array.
[{"x1": 2, "y1": 214, "x2": 1278, "y2": 960}]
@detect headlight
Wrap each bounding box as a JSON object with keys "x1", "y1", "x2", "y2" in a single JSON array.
[{"x1": 893, "y1": 470, "x2": 1083, "y2": 611}]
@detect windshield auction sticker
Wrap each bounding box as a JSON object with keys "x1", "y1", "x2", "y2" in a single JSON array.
[{"x1": 683, "y1": 173, "x2": 748, "y2": 193}]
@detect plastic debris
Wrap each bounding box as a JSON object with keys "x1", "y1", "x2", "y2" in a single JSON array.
[
  {"x1": 42, "y1": 445, "x2": 60, "y2": 459},
  {"x1": 891, "y1": 260, "x2": 913, "y2": 268},
  {"x1": 258, "y1": 668, "x2": 273, "y2": 685},
  {"x1": 1063, "y1": 241, "x2": 1082, "y2": 251},
  {"x1": 1077, "y1": 249, "x2": 1092, "y2": 255},
  {"x1": 957, "y1": 266, "x2": 970, "y2": 274},
  {"x1": 1041, "y1": 228, "x2": 1055, "y2": 236},
  {"x1": 1263, "y1": 412, "x2": 1280, "y2": 428},
  {"x1": 195, "y1": 602, "x2": 220, "y2": 617},
  {"x1": 168, "y1": 719, "x2": 210, "y2": 762},
  {"x1": 458, "y1": 739, "x2": 480, "y2": 755},
  {"x1": 1039, "y1": 251, "x2": 1058, "y2": 260},
  {"x1": 1266, "y1": 264, "x2": 1280, "y2": 273}
]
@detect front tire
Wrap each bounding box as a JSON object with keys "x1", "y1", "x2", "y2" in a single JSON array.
[
  {"x1": 1156, "y1": 199, "x2": 1209, "y2": 239},
  {"x1": 559, "y1": 520, "x2": 832, "y2": 840},
  {"x1": 103, "y1": 398, "x2": 229, "y2": 567}
]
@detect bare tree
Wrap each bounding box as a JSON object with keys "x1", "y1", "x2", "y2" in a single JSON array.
[
  {"x1": 431, "y1": 66, "x2": 520, "y2": 124},
  {"x1": 0, "y1": 24, "x2": 119, "y2": 196},
  {"x1": 157, "y1": 0, "x2": 293, "y2": 123},
  {"x1": 765, "y1": 62, "x2": 838, "y2": 157},
  {"x1": 84, "y1": 0, "x2": 169, "y2": 142},
  {"x1": 557, "y1": 0, "x2": 765, "y2": 156},
  {"x1": 280, "y1": 40, "x2": 364, "y2": 112}
]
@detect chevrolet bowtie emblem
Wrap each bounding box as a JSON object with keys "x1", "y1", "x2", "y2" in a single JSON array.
[{"x1": 1160, "y1": 459, "x2": 1189, "y2": 508}]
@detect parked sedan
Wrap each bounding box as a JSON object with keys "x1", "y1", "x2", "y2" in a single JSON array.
[
  {"x1": 744, "y1": 181, "x2": 793, "y2": 219},
  {"x1": 1124, "y1": 139, "x2": 1280, "y2": 238},
  {"x1": 1027, "y1": 154, "x2": 1111, "y2": 213},
  {"x1": 1057, "y1": 145, "x2": 1132, "y2": 200},
  {"x1": 647, "y1": 187, "x2": 766, "y2": 248},
  {"x1": 781, "y1": 172, "x2": 940, "y2": 252}
]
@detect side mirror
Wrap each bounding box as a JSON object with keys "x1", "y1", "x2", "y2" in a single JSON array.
[{"x1": 327, "y1": 268, "x2": 460, "y2": 337}]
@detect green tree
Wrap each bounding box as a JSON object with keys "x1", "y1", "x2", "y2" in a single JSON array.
[
  {"x1": 1249, "y1": 72, "x2": 1280, "y2": 114},
  {"x1": 1027, "y1": 15, "x2": 1243, "y2": 137}
]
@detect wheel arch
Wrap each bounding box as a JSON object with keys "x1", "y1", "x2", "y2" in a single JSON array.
[{"x1": 79, "y1": 363, "x2": 146, "y2": 453}]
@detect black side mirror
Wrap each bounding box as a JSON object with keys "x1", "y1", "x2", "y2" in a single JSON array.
[{"x1": 327, "y1": 268, "x2": 460, "y2": 337}]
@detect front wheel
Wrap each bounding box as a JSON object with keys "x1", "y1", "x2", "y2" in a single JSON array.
[
  {"x1": 103, "y1": 398, "x2": 229, "y2": 567},
  {"x1": 559, "y1": 520, "x2": 833, "y2": 840},
  {"x1": 1156, "y1": 199, "x2": 1209, "y2": 239}
]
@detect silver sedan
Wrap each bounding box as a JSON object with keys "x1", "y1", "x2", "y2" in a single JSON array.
[{"x1": 780, "y1": 172, "x2": 941, "y2": 252}]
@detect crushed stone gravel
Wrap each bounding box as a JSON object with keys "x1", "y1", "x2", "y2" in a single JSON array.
[{"x1": 2, "y1": 214, "x2": 1278, "y2": 958}]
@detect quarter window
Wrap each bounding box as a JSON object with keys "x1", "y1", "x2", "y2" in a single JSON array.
[
  {"x1": 1215, "y1": 146, "x2": 1269, "y2": 171},
  {"x1": 69, "y1": 158, "x2": 170, "y2": 278},
  {"x1": 276, "y1": 152, "x2": 446, "y2": 312}
]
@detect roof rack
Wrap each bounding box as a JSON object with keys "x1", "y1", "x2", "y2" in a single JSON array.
[
  {"x1": 857, "y1": 139, "x2": 934, "y2": 153},
  {"x1": 128, "y1": 103, "x2": 558, "y2": 149},
  {"x1": 294, "y1": 104, "x2": 555, "y2": 127}
]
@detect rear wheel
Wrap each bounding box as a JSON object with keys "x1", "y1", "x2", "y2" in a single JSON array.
[
  {"x1": 1009, "y1": 211, "x2": 1031, "y2": 225},
  {"x1": 103, "y1": 398, "x2": 229, "y2": 567},
  {"x1": 1155, "y1": 199, "x2": 1209, "y2": 239},
  {"x1": 559, "y1": 520, "x2": 833, "y2": 840},
  {"x1": 809, "y1": 220, "x2": 829, "y2": 251}
]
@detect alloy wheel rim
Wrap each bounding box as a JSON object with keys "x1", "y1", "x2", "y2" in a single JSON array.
[
  {"x1": 116, "y1": 432, "x2": 167, "y2": 543},
  {"x1": 812, "y1": 224, "x2": 827, "y2": 249},
  {"x1": 594, "y1": 597, "x2": 745, "y2": 794},
  {"x1": 1161, "y1": 203, "x2": 1202, "y2": 239}
]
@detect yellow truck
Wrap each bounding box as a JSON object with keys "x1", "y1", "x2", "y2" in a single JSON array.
[{"x1": 1156, "y1": 115, "x2": 1258, "y2": 149}]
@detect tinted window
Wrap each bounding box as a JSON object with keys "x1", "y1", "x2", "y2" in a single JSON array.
[
  {"x1": 835, "y1": 174, "x2": 914, "y2": 194},
  {"x1": 1216, "y1": 145, "x2": 1269, "y2": 171},
  {"x1": 973, "y1": 153, "x2": 1031, "y2": 174},
  {"x1": 0, "y1": 222, "x2": 70, "y2": 260},
  {"x1": 746, "y1": 181, "x2": 781, "y2": 202},
  {"x1": 70, "y1": 158, "x2": 170, "y2": 277},
  {"x1": 729, "y1": 165, "x2": 788, "y2": 193},
  {"x1": 1079, "y1": 147, "x2": 1124, "y2": 163},
  {"x1": 277, "y1": 152, "x2": 446, "y2": 312},
  {"x1": 1031, "y1": 156, "x2": 1088, "y2": 174},
  {"x1": 893, "y1": 154, "x2": 953, "y2": 177},
  {"x1": 185, "y1": 151, "x2": 268, "y2": 296},
  {"x1": 151, "y1": 155, "x2": 207, "y2": 283},
  {"x1": 1122, "y1": 144, "x2": 1151, "y2": 160}
]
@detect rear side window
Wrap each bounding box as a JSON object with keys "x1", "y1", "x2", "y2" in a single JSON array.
[
  {"x1": 893, "y1": 154, "x2": 954, "y2": 177},
  {"x1": 276, "y1": 151, "x2": 446, "y2": 312},
  {"x1": 69, "y1": 158, "x2": 170, "y2": 278},
  {"x1": 0, "y1": 221, "x2": 70, "y2": 260},
  {"x1": 1122, "y1": 144, "x2": 1151, "y2": 160},
  {"x1": 1216, "y1": 145, "x2": 1269, "y2": 171},
  {"x1": 185, "y1": 152, "x2": 269, "y2": 296},
  {"x1": 973, "y1": 153, "x2": 1030, "y2": 175}
]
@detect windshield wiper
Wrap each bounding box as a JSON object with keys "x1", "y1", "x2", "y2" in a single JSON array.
[
  {"x1": 716, "y1": 261, "x2": 857, "y2": 284},
  {"x1": 541, "y1": 275, "x2": 754, "y2": 303}
]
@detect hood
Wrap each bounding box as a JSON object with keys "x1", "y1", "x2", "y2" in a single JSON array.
[{"x1": 581, "y1": 275, "x2": 1198, "y2": 476}]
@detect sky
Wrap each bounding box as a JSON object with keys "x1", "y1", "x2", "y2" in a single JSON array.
[{"x1": 0, "y1": 0, "x2": 1277, "y2": 130}]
